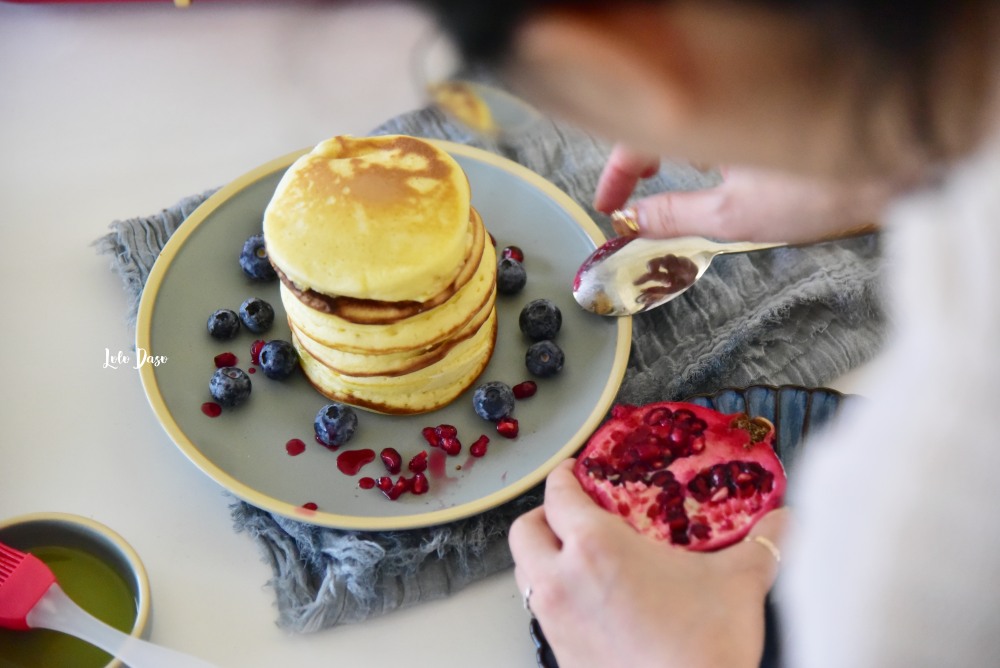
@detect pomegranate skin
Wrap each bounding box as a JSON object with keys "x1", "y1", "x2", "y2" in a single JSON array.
[{"x1": 574, "y1": 402, "x2": 786, "y2": 551}]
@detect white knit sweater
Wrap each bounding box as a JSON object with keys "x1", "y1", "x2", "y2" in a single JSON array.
[{"x1": 781, "y1": 139, "x2": 1000, "y2": 666}]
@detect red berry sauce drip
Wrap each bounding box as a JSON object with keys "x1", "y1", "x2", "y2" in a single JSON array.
[
  {"x1": 248, "y1": 367, "x2": 257, "y2": 374},
  {"x1": 315, "y1": 434, "x2": 340, "y2": 452},
  {"x1": 214, "y1": 352, "x2": 238, "y2": 368},
  {"x1": 250, "y1": 339, "x2": 266, "y2": 365},
  {"x1": 201, "y1": 402, "x2": 222, "y2": 417},
  {"x1": 285, "y1": 438, "x2": 306, "y2": 456},
  {"x1": 301, "y1": 502, "x2": 318, "y2": 511},
  {"x1": 337, "y1": 448, "x2": 376, "y2": 475},
  {"x1": 429, "y1": 449, "x2": 449, "y2": 478}
]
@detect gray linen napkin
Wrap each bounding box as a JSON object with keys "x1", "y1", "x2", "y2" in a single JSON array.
[{"x1": 96, "y1": 108, "x2": 886, "y2": 633}]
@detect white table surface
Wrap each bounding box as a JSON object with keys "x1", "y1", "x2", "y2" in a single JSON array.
[{"x1": 0, "y1": 3, "x2": 872, "y2": 666}]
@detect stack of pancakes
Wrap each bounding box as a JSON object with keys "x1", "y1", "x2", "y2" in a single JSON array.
[{"x1": 263, "y1": 134, "x2": 497, "y2": 414}]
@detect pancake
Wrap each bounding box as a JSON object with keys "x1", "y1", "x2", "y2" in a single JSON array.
[
  {"x1": 291, "y1": 286, "x2": 495, "y2": 377},
  {"x1": 278, "y1": 206, "x2": 487, "y2": 326},
  {"x1": 294, "y1": 309, "x2": 498, "y2": 415},
  {"x1": 278, "y1": 209, "x2": 496, "y2": 354},
  {"x1": 263, "y1": 134, "x2": 472, "y2": 303},
  {"x1": 263, "y1": 134, "x2": 499, "y2": 414}
]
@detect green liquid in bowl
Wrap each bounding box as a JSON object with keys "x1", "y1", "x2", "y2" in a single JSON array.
[{"x1": 0, "y1": 545, "x2": 137, "y2": 668}]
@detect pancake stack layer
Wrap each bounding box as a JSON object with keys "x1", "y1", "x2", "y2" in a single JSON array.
[{"x1": 263, "y1": 135, "x2": 497, "y2": 414}]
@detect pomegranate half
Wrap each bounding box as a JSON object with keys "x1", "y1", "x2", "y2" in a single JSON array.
[{"x1": 574, "y1": 402, "x2": 786, "y2": 551}]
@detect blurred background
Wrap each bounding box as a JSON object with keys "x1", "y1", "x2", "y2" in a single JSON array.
[{"x1": 0, "y1": 1, "x2": 433, "y2": 238}]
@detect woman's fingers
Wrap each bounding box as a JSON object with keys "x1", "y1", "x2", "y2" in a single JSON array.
[
  {"x1": 727, "y1": 507, "x2": 792, "y2": 591},
  {"x1": 537, "y1": 460, "x2": 608, "y2": 534},
  {"x1": 509, "y1": 506, "x2": 562, "y2": 559},
  {"x1": 622, "y1": 166, "x2": 890, "y2": 243},
  {"x1": 593, "y1": 144, "x2": 660, "y2": 214},
  {"x1": 629, "y1": 187, "x2": 727, "y2": 238}
]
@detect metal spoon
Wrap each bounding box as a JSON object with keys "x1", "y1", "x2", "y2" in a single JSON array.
[
  {"x1": 573, "y1": 235, "x2": 787, "y2": 316},
  {"x1": 574, "y1": 223, "x2": 877, "y2": 316}
]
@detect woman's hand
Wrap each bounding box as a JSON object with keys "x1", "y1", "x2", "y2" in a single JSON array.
[
  {"x1": 509, "y1": 459, "x2": 789, "y2": 668},
  {"x1": 593, "y1": 144, "x2": 890, "y2": 243}
]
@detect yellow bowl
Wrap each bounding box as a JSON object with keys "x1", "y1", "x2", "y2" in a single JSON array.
[{"x1": 0, "y1": 512, "x2": 151, "y2": 668}]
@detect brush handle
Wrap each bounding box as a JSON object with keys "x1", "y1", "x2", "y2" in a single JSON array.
[{"x1": 27, "y1": 584, "x2": 219, "y2": 668}]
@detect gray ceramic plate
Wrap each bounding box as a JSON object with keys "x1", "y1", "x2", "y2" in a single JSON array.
[
  {"x1": 528, "y1": 384, "x2": 856, "y2": 668},
  {"x1": 136, "y1": 141, "x2": 631, "y2": 530}
]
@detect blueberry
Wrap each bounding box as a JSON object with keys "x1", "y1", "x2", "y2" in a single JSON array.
[
  {"x1": 496, "y1": 258, "x2": 527, "y2": 295},
  {"x1": 314, "y1": 403, "x2": 358, "y2": 448},
  {"x1": 472, "y1": 381, "x2": 516, "y2": 422},
  {"x1": 239, "y1": 297, "x2": 274, "y2": 333},
  {"x1": 526, "y1": 340, "x2": 564, "y2": 377},
  {"x1": 519, "y1": 299, "x2": 562, "y2": 341},
  {"x1": 258, "y1": 340, "x2": 298, "y2": 379},
  {"x1": 207, "y1": 309, "x2": 241, "y2": 340},
  {"x1": 209, "y1": 367, "x2": 252, "y2": 407},
  {"x1": 239, "y1": 232, "x2": 277, "y2": 281}
]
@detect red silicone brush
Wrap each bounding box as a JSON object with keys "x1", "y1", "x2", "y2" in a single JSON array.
[{"x1": 0, "y1": 540, "x2": 218, "y2": 667}]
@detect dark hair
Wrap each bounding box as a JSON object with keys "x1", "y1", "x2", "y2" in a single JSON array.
[
  {"x1": 417, "y1": 0, "x2": 953, "y2": 64},
  {"x1": 416, "y1": 0, "x2": 974, "y2": 160}
]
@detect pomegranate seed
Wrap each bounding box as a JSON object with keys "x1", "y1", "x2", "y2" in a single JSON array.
[
  {"x1": 470, "y1": 435, "x2": 489, "y2": 457},
  {"x1": 383, "y1": 476, "x2": 410, "y2": 501},
  {"x1": 496, "y1": 416, "x2": 519, "y2": 439},
  {"x1": 690, "y1": 523, "x2": 711, "y2": 540},
  {"x1": 644, "y1": 407, "x2": 673, "y2": 426},
  {"x1": 380, "y1": 447, "x2": 403, "y2": 474},
  {"x1": 422, "y1": 426, "x2": 440, "y2": 448},
  {"x1": 214, "y1": 352, "x2": 238, "y2": 368},
  {"x1": 376, "y1": 476, "x2": 393, "y2": 492},
  {"x1": 358, "y1": 477, "x2": 376, "y2": 489},
  {"x1": 440, "y1": 436, "x2": 462, "y2": 456},
  {"x1": 250, "y1": 339, "x2": 266, "y2": 365},
  {"x1": 437, "y1": 424, "x2": 458, "y2": 439},
  {"x1": 411, "y1": 472, "x2": 429, "y2": 495},
  {"x1": 512, "y1": 381, "x2": 537, "y2": 399},
  {"x1": 408, "y1": 450, "x2": 429, "y2": 473},
  {"x1": 502, "y1": 245, "x2": 524, "y2": 263},
  {"x1": 302, "y1": 502, "x2": 318, "y2": 511}
]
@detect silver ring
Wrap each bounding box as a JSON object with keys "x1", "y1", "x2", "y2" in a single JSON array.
[{"x1": 522, "y1": 584, "x2": 535, "y2": 617}]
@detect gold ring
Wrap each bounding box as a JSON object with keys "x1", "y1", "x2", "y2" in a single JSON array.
[
  {"x1": 744, "y1": 535, "x2": 781, "y2": 564},
  {"x1": 610, "y1": 207, "x2": 639, "y2": 236}
]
